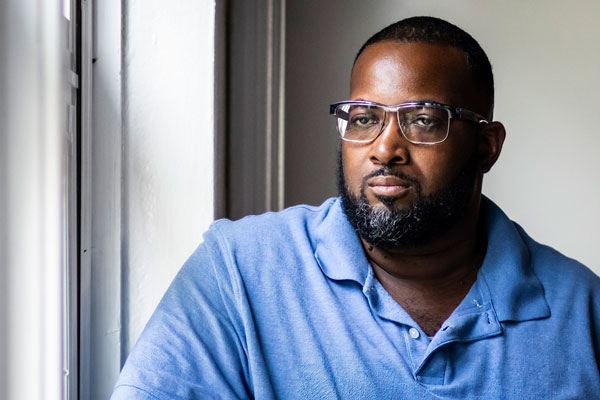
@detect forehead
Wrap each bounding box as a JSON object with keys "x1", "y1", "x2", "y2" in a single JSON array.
[{"x1": 350, "y1": 41, "x2": 475, "y2": 107}]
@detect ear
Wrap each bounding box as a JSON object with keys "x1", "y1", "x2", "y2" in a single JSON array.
[{"x1": 477, "y1": 121, "x2": 506, "y2": 173}]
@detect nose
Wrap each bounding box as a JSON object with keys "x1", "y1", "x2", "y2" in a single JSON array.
[{"x1": 369, "y1": 112, "x2": 410, "y2": 166}]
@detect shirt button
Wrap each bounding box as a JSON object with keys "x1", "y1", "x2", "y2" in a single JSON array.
[{"x1": 409, "y1": 328, "x2": 420, "y2": 339}]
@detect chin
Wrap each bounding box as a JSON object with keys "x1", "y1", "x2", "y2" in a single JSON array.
[{"x1": 371, "y1": 194, "x2": 413, "y2": 210}]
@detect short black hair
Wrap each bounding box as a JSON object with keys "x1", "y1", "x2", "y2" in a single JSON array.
[{"x1": 354, "y1": 16, "x2": 494, "y2": 116}]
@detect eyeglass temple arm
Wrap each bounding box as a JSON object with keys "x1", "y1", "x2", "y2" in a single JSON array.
[{"x1": 453, "y1": 107, "x2": 488, "y2": 124}]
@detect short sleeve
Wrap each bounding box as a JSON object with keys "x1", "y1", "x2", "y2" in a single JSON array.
[{"x1": 111, "y1": 233, "x2": 251, "y2": 399}]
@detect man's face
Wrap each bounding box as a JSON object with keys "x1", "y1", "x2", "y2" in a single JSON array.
[{"x1": 340, "y1": 41, "x2": 484, "y2": 249}]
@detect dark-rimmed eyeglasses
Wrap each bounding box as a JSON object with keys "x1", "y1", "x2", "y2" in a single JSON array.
[{"x1": 329, "y1": 100, "x2": 488, "y2": 144}]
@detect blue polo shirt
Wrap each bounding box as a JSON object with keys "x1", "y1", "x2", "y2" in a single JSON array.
[{"x1": 112, "y1": 197, "x2": 600, "y2": 399}]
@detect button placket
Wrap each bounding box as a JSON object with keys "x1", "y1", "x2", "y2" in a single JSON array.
[{"x1": 403, "y1": 325, "x2": 430, "y2": 376}]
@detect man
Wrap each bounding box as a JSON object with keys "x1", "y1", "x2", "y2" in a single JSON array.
[{"x1": 113, "y1": 17, "x2": 600, "y2": 399}]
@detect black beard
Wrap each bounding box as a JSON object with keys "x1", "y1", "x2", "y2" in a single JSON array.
[{"x1": 337, "y1": 152, "x2": 479, "y2": 250}]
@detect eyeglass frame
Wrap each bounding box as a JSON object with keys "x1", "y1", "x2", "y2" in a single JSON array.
[{"x1": 329, "y1": 100, "x2": 489, "y2": 145}]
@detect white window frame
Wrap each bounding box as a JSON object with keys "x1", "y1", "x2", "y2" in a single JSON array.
[
  {"x1": 79, "y1": 0, "x2": 124, "y2": 398},
  {"x1": 0, "y1": 0, "x2": 68, "y2": 398}
]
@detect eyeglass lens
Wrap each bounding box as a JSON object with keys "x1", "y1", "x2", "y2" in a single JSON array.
[{"x1": 336, "y1": 104, "x2": 450, "y2": 144}]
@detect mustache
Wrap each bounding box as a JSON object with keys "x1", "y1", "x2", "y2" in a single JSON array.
[{"x1": 361, "y1": 167, "x2": 421, "y2": 188}]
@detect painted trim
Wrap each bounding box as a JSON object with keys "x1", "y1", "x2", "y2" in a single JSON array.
[
  {"x1": 226, "y1": 0, "x2": 286, "y2": 219},
  {"x1": 80, "y1": 0, "x2": 124, "y2": 397},
  {"x1": 214, "y1": 0, "x2": 227, "y2": 220},
  {"x1": 78, "y1": 0, "x2": 93, "y2": 397}
]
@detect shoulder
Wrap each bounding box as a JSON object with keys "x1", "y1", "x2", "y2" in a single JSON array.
[
  {"x1": 513, "y1": 223, "x2": 600, "y2": 366},
  {"x1": 205, "y1": 198, "x2": 337, "y2": 253},
  {"x1": 482, "y1": 196, "x2": 600, "y2": 326},
  {"x1": 211, "y1": 198, "x2": 336, "y2": 233},
  {"x1": 483, "y1": 197, "x2": 599, "y2": 295},
  {"x1": 512, "y1": 224, "x2": 600, "y2": 329},
  {"x1": 514, "y1": 222, "x2": 600, "y2": 293},
  {"x1": 181, "y1": 198, "x2": 342, "y2": 291}
]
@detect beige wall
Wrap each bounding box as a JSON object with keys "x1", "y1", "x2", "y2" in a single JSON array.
[{"x1": 285, "y1": 0, "x2": 599, "y2": 271}]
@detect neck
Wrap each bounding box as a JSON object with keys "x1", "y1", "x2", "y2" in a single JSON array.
[{"x1": 363, "y1": 199, "x2": 487, "y2": 336}]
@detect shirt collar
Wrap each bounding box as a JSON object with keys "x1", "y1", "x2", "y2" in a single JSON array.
[
  {"x1": 313, "y1": 198, "x2": 370, "y2": 285},
  {"x1": 312, "y1": 196, "x2": 550, "y2": 323},
  {"x1": 478, "y1": 197, "x2": 550, "y2": 322}
]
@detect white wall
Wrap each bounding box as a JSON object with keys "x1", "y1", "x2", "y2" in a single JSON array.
[
  {"x1": 123, "y1": 0, "x2": 216, "y2": 357},
  {"x1": 285, "y1": 0, "x2": 599, "y2": 272},
  {"x1": 88, "y1": 1, "x2": 215, "y2": 398}
]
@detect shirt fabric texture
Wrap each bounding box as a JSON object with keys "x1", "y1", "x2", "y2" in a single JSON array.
[{"x1": 112, "y1": 197, "x2": 600, "y2": 399}]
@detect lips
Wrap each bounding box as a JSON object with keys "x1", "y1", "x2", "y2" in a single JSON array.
[{"x1": 367, "y1": 175, "x2": 413, "y2": 197}]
